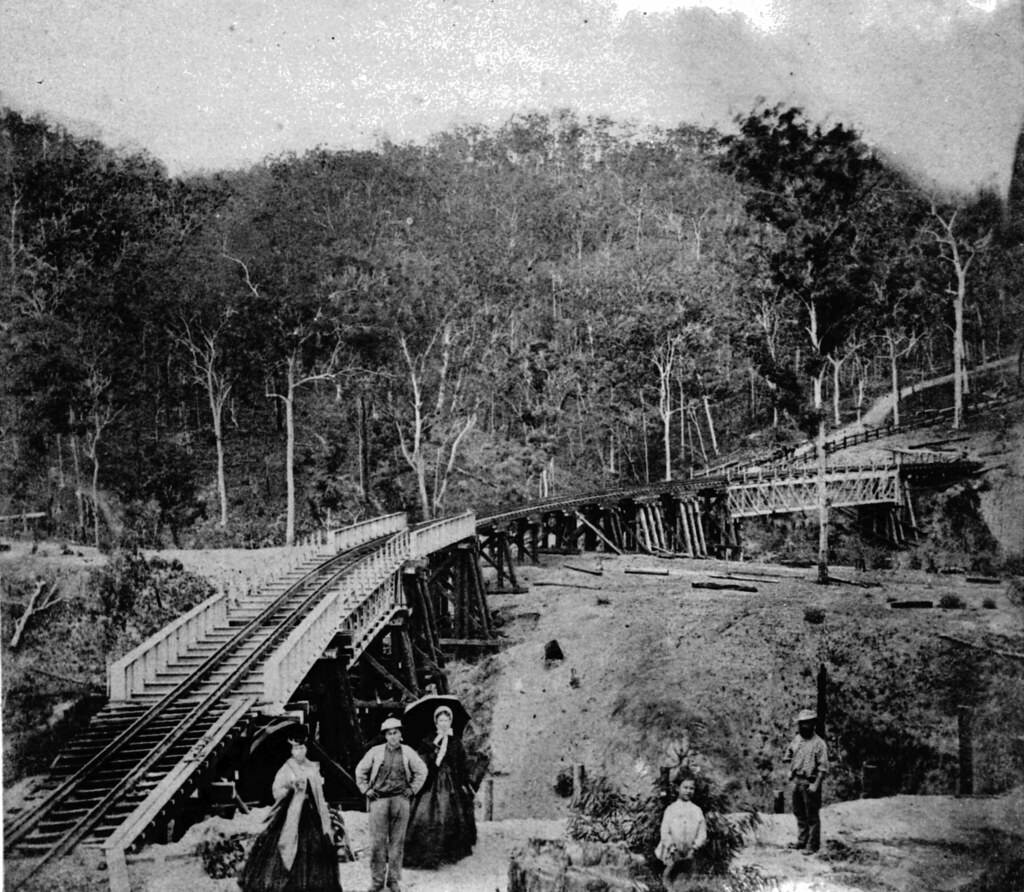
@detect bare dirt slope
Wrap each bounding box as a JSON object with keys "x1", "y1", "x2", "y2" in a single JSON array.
[{"x1": 486, "y1": 554, "x2": 1021, "y2": 818}]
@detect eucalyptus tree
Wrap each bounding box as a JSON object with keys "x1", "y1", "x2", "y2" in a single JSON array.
[
  {"x1": 722, "y1": 105, "x2": 883, "y2": 582},
  {"x1": 217, "y1": 153, "x2": 383, "y2": 544},
  {"x1": 927, "y1": 197, "x2": 996, "y2": 429},
  {"x1": 1, "y1": 109, "x2": 200, "y2": 541}
]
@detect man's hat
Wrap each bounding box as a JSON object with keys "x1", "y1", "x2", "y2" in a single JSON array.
[
  {"x1": 381, "y1": 716, "x2": 403, "y2": 732},
  {"x1": 796, "y1": 709, "x2": 817, "y2": 723}
]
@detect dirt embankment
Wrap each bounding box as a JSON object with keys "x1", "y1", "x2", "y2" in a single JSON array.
[{"x1": 485, "y1": 554, "x2": 1024, "y2": 818}]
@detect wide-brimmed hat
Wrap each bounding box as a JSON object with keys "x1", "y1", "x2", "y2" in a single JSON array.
[
  {"x1": 381, "y1": 716, "x2": 403, "y2": 732},
  {"x1": 795, "y1": 709, "x2": 817, "y2": 723}
]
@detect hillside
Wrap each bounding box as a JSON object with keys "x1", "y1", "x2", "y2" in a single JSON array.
[{"x1": 3, "y1": 409, "x2": 1024, "y2": 891}]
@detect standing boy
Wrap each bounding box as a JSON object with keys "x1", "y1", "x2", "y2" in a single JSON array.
[{"x1": 784, "y1": 708, "x2": 829, "y2": 855}]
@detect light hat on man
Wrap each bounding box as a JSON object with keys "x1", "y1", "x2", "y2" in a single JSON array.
[
  {"x1": 381, "y1": 716, "x2": 403, "y2": 732},
  {"x1": 795, "y1": 709, "x2": 817, "y2": 724}
]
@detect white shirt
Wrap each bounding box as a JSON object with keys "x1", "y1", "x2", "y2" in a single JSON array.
[{"x1": 655, "y1": 799, "x2": 707, "y2": 861}]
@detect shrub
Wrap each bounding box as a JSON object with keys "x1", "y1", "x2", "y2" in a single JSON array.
[
  {"x1": 194, "y1": 831, "x2": 246, "y2": 878},
  {"x1": 982, "y1": 598, "x2": 996, "y2": 610},
  {"x1": 939, "y1": 593, "x2": 966, "y2": 610},
  {"x1": 804, "y1": 607, "x2": 825, "y2": 624},
  {"x1": 568, "y1": 740, "x2": 760, "y2": 877}
]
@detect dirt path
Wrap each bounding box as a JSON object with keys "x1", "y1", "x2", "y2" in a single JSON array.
[{"x1": 131, "y1": 810, "x2": 565, "y2": 892}]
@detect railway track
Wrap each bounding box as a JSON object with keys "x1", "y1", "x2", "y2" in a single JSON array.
[{"x1": 4, "y1": 534, "x2": 396, "y2": 887}]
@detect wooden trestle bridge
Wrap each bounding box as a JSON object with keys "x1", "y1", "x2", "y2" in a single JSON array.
[{"x1": 3, "y1": 447, "x2": 978, "y2": 890}]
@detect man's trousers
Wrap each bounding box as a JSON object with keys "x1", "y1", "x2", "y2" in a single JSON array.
[
  {"x1": 368, "y1": 794, "x2": 411, "y2": 891},
  {"x1": 792, "y1": 780, "x2": 822, "y2": 851}
]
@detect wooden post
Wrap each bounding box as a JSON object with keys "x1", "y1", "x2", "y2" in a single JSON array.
[
  {"x1": 816, "y1": 665, "x2": 828, "y2": 738},
  {"x1": 679, "y1": 501, "x2": 694, "y2": 555},
  {"x1": 468, "y1": 543, "x2": 493, "y2": 638},
  {"x1": 958, "y1": 705, "x2": 974, "y2": 796},
  {"x1": 398, "y1": 625, "x2": 419, "y2": 696},
  {"x1": 653, "y1": 503, "x2": 667, "y2": 551},
  {"x1": 574, "y1": 511, "x2": 622, "y2": 555},
  {"x1": 571, "y1": 763, "x2": 585, "y2": 804},
  {"x1": 483, "y1": 777, "x2": 494, "y2": 821}
]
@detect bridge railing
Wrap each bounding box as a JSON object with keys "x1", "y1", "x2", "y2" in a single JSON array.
[
  {"x1": 108, "y1": 514, "x2": 408, "y2": 702},
  {"x1": 261, "y1": 531, "x2": 412, "y2": 710},
  {"x1": 294, "y1": 511, "x2": 407, "y2": 552},
  {"x1": 410, "y1": 511, "x2": 476, "y2": 557},
  {"x1": 108, "y1": 591, "x2": 228, "y2": 701}
]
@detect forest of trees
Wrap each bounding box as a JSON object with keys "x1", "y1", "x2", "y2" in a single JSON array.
[{"x1": 2, "y1": 105, "x2": 1022, "y2": 548}]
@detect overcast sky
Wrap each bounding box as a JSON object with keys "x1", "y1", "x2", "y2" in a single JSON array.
[{"x1": 2, "y1": 0, "x2": 1022, "y2": 196}]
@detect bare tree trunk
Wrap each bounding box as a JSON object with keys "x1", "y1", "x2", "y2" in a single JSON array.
[
  {"x1": 831, "y1": 358, "x2": 842, "y2": 427},
  {"x1": 679, "y1": 379, "x2": 686, "y2": 469},
  {"x1": 814, "y1": 371, "x2": 829, "y2": 584},
  {"x1": 70, "y1": 426, "x2": 84, "y2": 539},
  {"x1": 953, "y1": 265, "x2": 966, "y2": 429},
  {"x1": 689, "y1": 405, "x2": 708, "y2": 465},
  {"x1": 703, "y1": 395, "x2": 719, "y2": 456},
  {"x1": 91, "y1": 448, "x2": 101, "y2": 549},
  {"x1": 640, "y1": 391, "x2": 650, "y2": 484},
  {"x1": 211, "y1": 396, "x2": 228, "y2": 527},
  {"x1": 284, "y1": 363, "x2": 297, "y2": 545},
  {"x1": 888, "y1": 336, "x2": 901, "y2": 427}
]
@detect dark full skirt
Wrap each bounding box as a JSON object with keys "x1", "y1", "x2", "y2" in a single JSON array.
[
  {"x1": 238, "y1": 789, "x2": 342, "y2": 892},
  {"x1": 403, "y1": 761, "x2": 477, "y2": 868}
]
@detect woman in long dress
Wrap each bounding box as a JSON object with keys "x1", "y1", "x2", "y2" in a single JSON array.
[
  {"x1": 403, "y1": 705, "x2": 477, "y2": 868},
  {"x1": 238, "y1": 725, "x2": 342, "y2": 892}
]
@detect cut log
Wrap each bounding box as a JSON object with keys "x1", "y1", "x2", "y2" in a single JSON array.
[
  {"x1": 533, "y1": 582, "x2": 603, "y2": 590},
  {"x1": 827, "y1": 576, "x2": 882, "y2": 589},
  {"x1": 889, "y1": 600, "x2": 933, "y2": 609},
  {"x1": 965, "y1": 576, "x2": 1001, "y2": 585},
  {"x1": 693, "y1": 581, "x2": 758, "y2": 593},
  {"x1": 564, "y1": 564, "x2": 603, "y2": 577},
  {"x1": 623, "y1": 567, "x2": 669, "y2": 576},
  {"x1": 709, "y1": 574, "x2": 779, "y2": 585}
]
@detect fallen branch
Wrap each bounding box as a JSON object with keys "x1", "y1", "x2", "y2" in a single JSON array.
[
  {"x1": 709, "y1": 574, "x2": 778, "y2": 585},
  {"x1": 716, "y1": 609, "x2": 753, "y2": 634},
  {"x1": 910, "y1": 435, "x2": 971, "y2": 449},
  {"x1": 29, "y1": 665, "x2": 101, "y2": 689},
  {"x1": 624, "y1": 567, "x2": 669, "y2": 577},
  {"x1": 964, "y1": 576, "x2": 1001, "y2": 585},
  {"x1": 564, "y1": 564, "x2": 603, "y2": 577},
  {"x1": 827, "y1": 576, "x2": 882, "y2": 589},
  {"x1": 10, "y1": 579, "x2": 46, "y2": 649},
  {"x1": 938, "y1": 633, "x2": 1024, "y2": 662},
  {"x1": 693, "y1": 581, "x2": 758, "y2": 593},
  {"x1": 533, "y1": 581, "x2": 604, "y2": 591}
]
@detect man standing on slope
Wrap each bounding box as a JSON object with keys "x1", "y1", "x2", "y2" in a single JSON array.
[
  {"x1": 355, "y1": 716, "x2": 428, "y2": 892},
  {"x1": 785, "y1": 708, "x2": 829, "y2": 855}
]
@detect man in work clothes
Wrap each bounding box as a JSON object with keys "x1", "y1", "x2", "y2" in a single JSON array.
[
  {"x1": 355, "y1": 716, "x2": 429, "y2": 892},
  {"x1": 784, "y1": 708, "x2": 829, "y2": 855}
]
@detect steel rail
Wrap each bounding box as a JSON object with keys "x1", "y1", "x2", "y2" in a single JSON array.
[{"x1": 6, "y1": 536, "x2": 394, "y2": 886}]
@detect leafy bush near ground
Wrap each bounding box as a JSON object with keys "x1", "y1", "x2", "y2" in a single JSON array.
[{"x1": 568, "y1": 739, "x2": 760, "y2": 878}]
